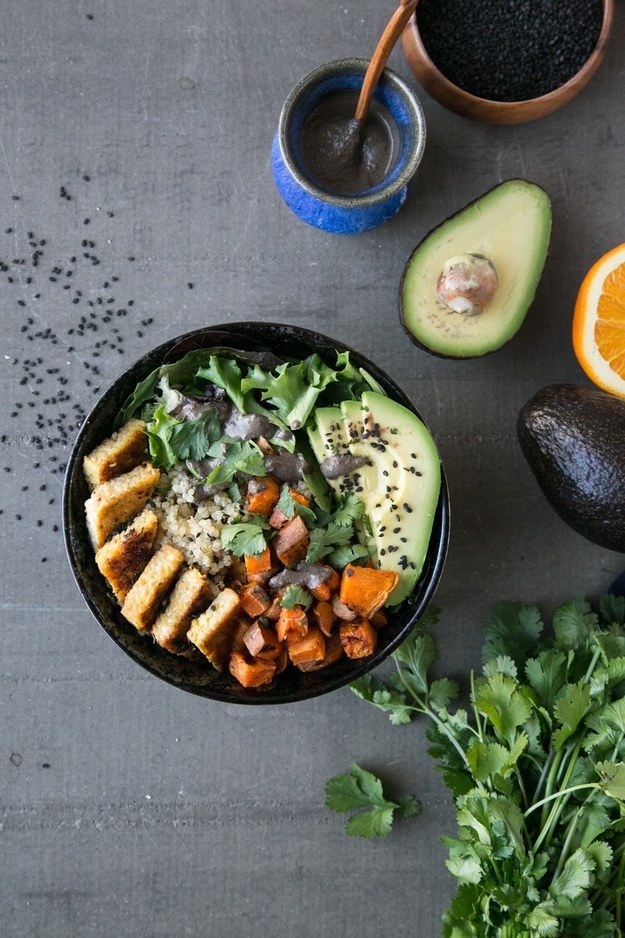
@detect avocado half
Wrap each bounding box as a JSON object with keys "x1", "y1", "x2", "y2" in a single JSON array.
[
  {"x1": 399, "y1": 179, "x2": 552, "y2": 359},
  {"x1": 518, "y1": 383, "x2": 625, "y2": 552}
]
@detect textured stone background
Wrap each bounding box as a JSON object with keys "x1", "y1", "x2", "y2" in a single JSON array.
[{"x1": 2, "y1": 2, "x2": 624, "y2": 935}]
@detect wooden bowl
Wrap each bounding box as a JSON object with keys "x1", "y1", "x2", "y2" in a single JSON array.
[{"x1": 402, "y1": 0, "x2": 615, "y2": 125}]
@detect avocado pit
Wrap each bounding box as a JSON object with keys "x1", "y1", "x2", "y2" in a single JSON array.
[{"x1": 436, "y1": 253, "x2": 499, "y2": 316}]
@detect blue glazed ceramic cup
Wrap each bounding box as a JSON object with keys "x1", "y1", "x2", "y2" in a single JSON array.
[{"x1": 272, "y1": 58, "x2": 426, "y2": 235}]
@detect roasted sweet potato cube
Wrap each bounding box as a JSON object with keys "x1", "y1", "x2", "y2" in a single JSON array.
[
  {"x1": 244, "y1": 547, "x2": 274, "y2": 584},
  {"x1": 298, "y1": 632, "x2": 344, "y2": 671},
  {"x1": 273, "y1": 515, "x2": 309, "y2": 568},
  {"x1": 340, "y1": 617, "x2": 377, "y2": 659},
  {"x1": 339, "y1": 564, "x2": 399, "y2": 618},
  {"x1": 310, "y1": 565, "x2": 340, "y2": 601},
  {"x1": 276, "y1": 606, "x2": 308, "y2": 642},
  {"x1": 247, "y1": 476, "x2": 280, "y2": 516},
  {"x1": 187, "y1": 588, "x2": 242, "y2": 670},
  {"x1": 243, "y1": 623, "x2": 281, "y2": 660},
  {"x1": 312, "y1": 600, "x2": 336, "y2": 637},
  {"x1": 238, "y1": 583, "x2": 272, "y2": 618},
  {"x1": 230, "y1": 614, "x2": 255, "y2": 652},
  {"x1": 229, "y1": 651, "x2": 276, "y2": 688},
  {"x1": 289, "y1": 627, "x2": 326, "y2": 669}
]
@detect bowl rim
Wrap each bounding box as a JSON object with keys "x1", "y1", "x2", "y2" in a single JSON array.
[
  {"x1": 404, "y1": 0, "x2": 614, "y2": 114},
  {"x1": 63, "y1": 321, "x2": 450, "y2": 705},
  {"x1": 277, "y1": 57, "x2": 427, "y2": 208}
]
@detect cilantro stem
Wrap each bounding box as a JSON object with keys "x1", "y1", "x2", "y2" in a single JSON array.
[
  {"x1": 526, "y1": 782, "x2": 597, "y2": 818},
  {"x1": 583, "y1": 644, "x2": 602, "y2": 684},
  {"x1": 395, "y1": 668, "x2": 472, "y2": 771},
  {"x1": 539, "y1": 747, "x2": 564, "y2": 830},
  {"x1": 515, "y1": 767, "x2": 528, "y2": 812},
  {"x1": 470, "y1": 670, "x2": 484, "y2": 740},
  {"x1": 532, "y1": 749, "x2": 554, "y2": 803},
  {"x1": 551, "y1": 788, "x2": 594, "y2": 883}
]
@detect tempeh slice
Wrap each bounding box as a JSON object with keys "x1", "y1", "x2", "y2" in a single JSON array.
[
  {"x1": 85, "y1": 462, "x2": 160, "y2": 549},
  {"x1": 121, "y1": 544, "x2": 184, "y2": 632},
  {"x1": 152, "y1": 568, "x2": 210, "y2": 652},
  {"x1": 95, "y1": 508, "x2": 158, "y2": 603},
  {"x1": 187, "y1": 588, "x2": 242, "y2": 671},
  {"x1": 83, "y1": 418, "x2": 148, "y2": 489}
]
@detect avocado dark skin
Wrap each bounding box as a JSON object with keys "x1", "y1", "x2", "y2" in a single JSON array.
[{"x1": 518, "y1": 384, "x2": 625, "y2": 552}]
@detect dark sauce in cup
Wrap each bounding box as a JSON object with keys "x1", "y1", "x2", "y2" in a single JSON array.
[{"x1": 300, "y1": 90, "x2": 400, "y2": 195}]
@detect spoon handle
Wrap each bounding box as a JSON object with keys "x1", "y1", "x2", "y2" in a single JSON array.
[{"x1": 355, "y1": 0, "x2": 419, "y2": 123}]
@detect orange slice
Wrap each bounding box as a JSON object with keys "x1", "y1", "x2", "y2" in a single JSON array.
[{"x1": 573, "y1": 243, "x2": 625, "y2": 399}]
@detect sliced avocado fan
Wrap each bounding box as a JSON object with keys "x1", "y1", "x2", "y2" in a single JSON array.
[
  {"x1": 309, "y1": 393, "x2": 441, "y2": 605},
  {"x1": 400, "y1": 179, "x2": 552, "y2": 359}
]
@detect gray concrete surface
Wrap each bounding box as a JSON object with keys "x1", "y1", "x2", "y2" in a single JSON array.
[{"x1": 2, "y1": 2, "x2": 624, "y2": 936}]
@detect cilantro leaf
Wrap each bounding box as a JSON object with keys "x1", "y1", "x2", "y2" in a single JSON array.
[
  {"x1": 483, "y1": 655, "x2": 518, "y2": 680},
  {"x1": 472, "y1": 672, "x2": 532, "y2": 744},
  {"x1": 528, "y1": 906, "x2": 560, "y2": 937},
  {"x1": 280, "y1": 584, "x2": 313, "y2": 611},
  {"x1": 595, "y1": 761, "x2": 625, "y2": 801},
  {"x1": 205, "y1": 439, "x2": 266, "y2": 485},
  {"x1": 466, "y1": 741, "x2": 511, "y2": 782},
  {"x1": 351, "y1": 674, "x2": 414, "y2": 725},
  {"x1": 306, "y1": 521, "x2": 354, "y2": 564},
  {"x1": 482, "y1": 603, "x2": 544, "y2": 670},
  {"x1": 394, "y1": 630, "x2": 437, "y2": 697},
  {"x1": 274, "y1": 485, "x2": 316, "y2": 527},
  {"x1": 145, "y1": 403, "x2": 222, "y2": 469},
  {"x1": 553, "y1": 680, "x2": 591, "y2": 749},
  {"x1": 549, "y1": 848, "x2": 594, "y2": 901},
  {"x1": 525, "y1": 649, "x2": 568, "y2": 709},
  {"x1": 168, "y1": 409, "x2": 221, "y2": 461},
  {"x1": 428, "y1": 678, "x2": 460, "y2": 710},
  {"x1": 327, "y1": 543, "x2": 373, "y2": 569},
  {"x1": 219, "y1": 519, "x2": 269, "y2": 557},
  {"x1": 325, "y1": 764, "x2": 419, "y2": 839},
  {"x1": 196, "y1": 356, "x2": 246, "y2": 411},
  {"x1": 331, "y1": 492, "x2": 366, "y2": 526},
  {"x1": 553, "y1": 598, "x2": 598, "y2": 649},
  {"x1": 343, "y1": 806, "x2": 396, "y2": 839},
  {"x1": 466, "y1": 735, "x2": 527, "y2": 783}
]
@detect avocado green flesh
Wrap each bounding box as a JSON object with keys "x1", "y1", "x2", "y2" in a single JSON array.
[
  {"x1": 401, "y1": 179, "x2": 552, "y2": 358},
  {"x1": 307, "y1": 406, "x2": 349, "y2": 496},
  {"x1": 352, "y1": 393, "x2": 441, "y2": 604}
]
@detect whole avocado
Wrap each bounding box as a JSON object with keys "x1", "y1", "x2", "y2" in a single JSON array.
[{"x1": 518, "y1": 384, "x2": 625, "y2": 552}]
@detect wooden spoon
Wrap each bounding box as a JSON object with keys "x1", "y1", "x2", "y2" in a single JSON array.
[{"x1": 355, "y1": 0, "x2": 419, "y2": 123}]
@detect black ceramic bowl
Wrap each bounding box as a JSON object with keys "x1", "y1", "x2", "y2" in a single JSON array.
[{"x1": 63, "y1": 322, "x2": 449, "y2": 704}]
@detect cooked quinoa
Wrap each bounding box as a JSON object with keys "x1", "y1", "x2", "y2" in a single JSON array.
[{"x1": 150, "y1": 466, "x2": 244, "y2": 593}]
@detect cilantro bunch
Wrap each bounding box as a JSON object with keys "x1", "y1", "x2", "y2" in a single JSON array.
[{"x1": 329, "y1": 596, "x2": 625, "y2": 937}]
